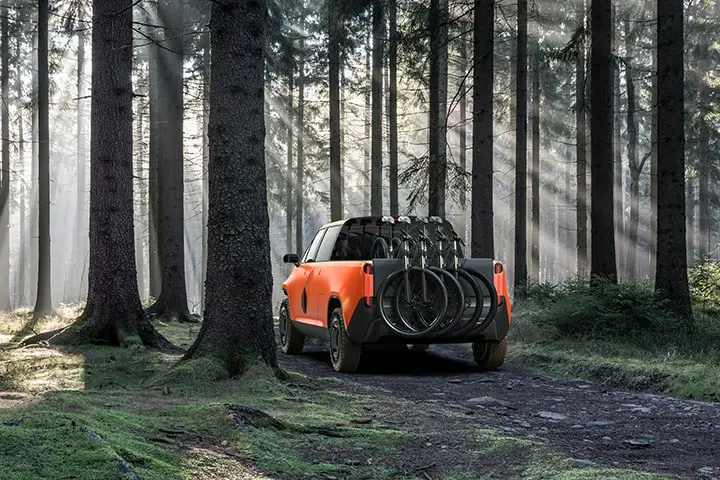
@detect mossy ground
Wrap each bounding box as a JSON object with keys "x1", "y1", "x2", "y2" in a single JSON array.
[{"x1": 0, "y1": 306, "x2": 689, "y2": 479}]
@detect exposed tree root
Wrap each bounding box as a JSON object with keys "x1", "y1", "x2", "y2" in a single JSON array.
[{"x1": 145, "y1": 298, "x2": 197, "y2": 324}]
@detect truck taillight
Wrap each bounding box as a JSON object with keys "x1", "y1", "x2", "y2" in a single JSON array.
[
  {"x1": 363, "y1": 262, "x2": 373, "y2": 307},
  {"x1": 494, "y1": 262, "x2": 504, "y2": 274}
]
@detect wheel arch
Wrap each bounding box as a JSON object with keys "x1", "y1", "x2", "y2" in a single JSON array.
[{"x1": 327, "y1": 296, "x2": 342, "y2": 327}]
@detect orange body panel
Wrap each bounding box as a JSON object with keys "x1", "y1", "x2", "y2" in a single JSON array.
[
  {"x1": 282, "y1": 261, "x2": 367, "y2": 328},
  {"x1": 493, "y1": 261, "x2": 512, "y2": 322}
]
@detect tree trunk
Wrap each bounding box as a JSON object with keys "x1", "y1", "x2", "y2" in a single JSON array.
[
  {"x1": 34, "y1": 0, "x2": 52, "y2": 319},
  {"x1": 201, "y1": 29, "x2": 210, "y2": 312},
  {"x1": 328, "y1": 0, "x2": 342, "y2": 220},
  {"x1": 388, "y1": 0, "x2": 398, "y2": 215},
  {"x1": 135, "y1": 89, "x2": 145, "y2": 299},
  {"x1": 75, "y1": 29, "x2": 88, "y2": 301},
  {"x1": 613, "y1": 38, "x2": 624, "y2": 278},
  {"x1": 286, "y1": 59, "x2": 294, "y2": 253},
  {"x1": 458, "y1": 35, "x2": 467, "y2": 242},
  {"x1": 370, "y1": 0, "x2": 384, "y2": 215},
  {"x1": 16, "y1": 35, "x2": 25, "y2": 306},
  {"x1": 514, "y1": 0, "x2": 528, "y2": 292},
  {"x1": 649, "y1": 15, "x2": 658, "y2": 278},
  {"x1": 0, "y1": 0, "x2": 9, "y2": 311},
  {"x1": 23, "y1": 0, "x2": 174, "y2": 349},
  {"x1": 471, "y1": 0, "x2": 494, "y2": 259},
  {"x1": 428, "y1": 0, "x2": 448, "y2": 217},
  {"x1": 147, "y1": 20, "x2": 161, "y2": 300},
  {"x1": 530, "y1": 38, "x2": 540, "y2": 281},
  {"x1": 364, "y1": 31, "x2": 371, "y2": 216},
  {"x1": 296, "y1": 36, "x2": 305, "y2": 253},
  {"x1": 184, "y1": 0, "x2": 278, "y2": 375},
  {"x1": 685, "y1": 179, "x2": 694, "y2": 265},
  {"x1": 655, "y1": 0, "x2": 693, "y2": 325},
  {"x1": 146, "y1": 0, "x2": 190, "y2": 322},
  {"x1": 624, "y1": 18, "x2": 639, "y2": 280},
  {"x1": 698, "y1": 119, "x2": 709, "y2": 257},
  {"x1": 30, "y1": 31, "x2": 38, "y2": 305},
  {"x1": 576, "y1": 2, "x2": 588, "y2": 274},
  {"x1": 589, "y1": 0, "x2": 617, "y2": 283}
]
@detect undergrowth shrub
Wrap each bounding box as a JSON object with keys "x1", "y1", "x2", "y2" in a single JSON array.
[
  {"x1": 525, "y1": 278, "x2": 681, "y2": 341},
  {"x1": 689, "y1": 258, "x2": 720, "y2": 313}
]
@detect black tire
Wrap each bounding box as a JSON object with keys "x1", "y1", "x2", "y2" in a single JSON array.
[
  {"x1": 371, "y1": 237, "x2": 390, "y2": 258},
  {"x1": 377, "y1": 267, "x2": 448, "y2": 339},
  {"x1": 279, "y1": 299, "x2": 305, "y2": 354},
  {"x1": 426, "y1": 266, "x2": 465, "y2": 337},
  {"x1": 472, "y1": 337, "x2": 507, "y2": 370},
  {"x1": 460, "y1": 267, "x2": 499, "y2": 331},
  {"x1": 406, "y1": 343, "x2": 430, "y2": 352},
  {"x1": 445, "y1": 267, "x2": 484, "y2": 335},
  {"x1": 328, "y1": 308, "x2": 361, "y2": 372}
]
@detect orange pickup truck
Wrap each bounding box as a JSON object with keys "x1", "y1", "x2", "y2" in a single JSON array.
[{"x1": 279, "y1": 216, "x2": 511, "y2": 372}]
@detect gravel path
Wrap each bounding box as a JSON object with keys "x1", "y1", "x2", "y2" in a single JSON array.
[{"x1": 279, "y1": 337, "x2": 720, "y2": 479}]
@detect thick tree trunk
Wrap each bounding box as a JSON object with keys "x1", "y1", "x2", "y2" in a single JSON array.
[
  {"x1": 296, "y1": 36, "x2": 305, "y2": 253},
  {"x1": 184, "y1": 0, "x2": 278, "y2": 375},
  {"x1": 576, "y1": 3, "x2": 588, "y2": 274},
  {"x1": 328, "y1": 0, "x2": 343, "y2": 220},
  {"x1": 655, "y1": 0, "x2": 693, "y2": 325},
  {"x1": 0, "y1": 0, "x2": 9, "y2": 312},
  {"x1": 624, "y1": 19, "x2": 639, "y2": 280},
  {"x1": 530, "y1": 39, "x2": 540, "y2": 281},
  {"x1": 286, "y1": 61, "x2": 294, "y2": 253},
  {"x1": 471, "y1": 0, "x2": 494, "y2": 259},
  {"x1": 75, "y1": 31, "x2": 88, "y2": 301},
  {"x1": 24, "y1": 0, "x2": 174, "y2": 349},
  {"x1": 514, "y1": 0, "x2": 528, "y2": 292},
  {"x1": 589, "y1": 0, "x2": 617, "y2": 283},
  {"x1": 428, "y1": 0, "x2": 448, "y2": 217},
  {"x1": 388, "y1": 0, "x2": 398, "y2": 215},
  {"x1": 146, "y1": 0, "x2": 190, "y2": 322},
  {"x1": 34, "y1": 0, "x2": 52, "y2": 319},
  {"x1": 370, "y1": 0, "x2": 384, "y2": 215}
]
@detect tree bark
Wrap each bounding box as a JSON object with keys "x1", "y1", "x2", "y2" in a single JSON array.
[
  {"x1": 147, "y1": 14, "x2": 161, "y2": 300},
  {"x1": 286, "y1": 57, "x2": 294, "y2": 253},
  {"x1": 364, "y1": 31, "x2": 371, "y2": 216},
  {"x1": 514, "y1": 0, "x2": 528, "y2": 292},
  {"x1": 295, "y1": 35, "x2": 305, "y2": 253},
  {"x1": 698, "y1": 119, "x2": 710, "y2": 257},
  {"x1": 649, "y1": 7, "x2": 658, "y2": 277},
  {"x1": 34, "y1": 0, "x2": 52, "y2": 319},
  {"x1": 329, "y1": 0, "x2": 343, "y2": 220},
  {"x1": 458, "y1": 35, "x2": 467, "y2": 241},
  {"x1": 388, "y1": 0, "x2": 398, "y2": 215},
  {"x1": 685, "y1": 179, "x2": 694, "y2": 264},
  {"x1": 23, "y1": 0, "x2": 175, "y2": 349},
  {"x1": 201, "y1": 29, "x2": 210, "y2": 312},
  {"x1": 530, "y1": 38, "x2": 540, "y2": 281},
  {"x1": 146, "y1": 0, "x2": 190, "y2": 322},
  {"x1": 624, "y1": 18, "x2": 639, "y2": 280},
  {"x1": 75, "y1": 28, "x2": 88, "y2": 301},
  {"x1": 576, "y1": 2, "x2": 588, "y2": 274},
  {"x1": 655, "y1": 0, "x2": 693, "y2": 325},
  {"x1": 589, "y1": 0, "x2": 617, "y2": 283},
  {"x1": 613, "y1": 27, "x2": 624, "y2": 278},
  {"x1": 471, "y1": 0, "x2": 494, "y2": 259},
  {"x1": 184, "y1": 0, "x2": 278, "y2": 375},
  {"x1": 0, "y1": 0, "x2": 9, "y2": 311},
  {"x1": 370, "y1": 0, "x2": 384, "y2": 215},
  {"x1": 16, "y1": 35, "x2": 25, "y2": 306},
  {"x1": 428, "y1": 0, "x2": 448, "y2": 217}
]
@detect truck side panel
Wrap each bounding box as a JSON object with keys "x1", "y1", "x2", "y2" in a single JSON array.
[{"x1": 305, "y1": 260, "x2": 367, "y2": 328}]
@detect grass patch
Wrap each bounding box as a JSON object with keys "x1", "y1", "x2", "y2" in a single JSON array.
[{"x1": 510, "y1": 276, "x2": 720, "y2": 401}]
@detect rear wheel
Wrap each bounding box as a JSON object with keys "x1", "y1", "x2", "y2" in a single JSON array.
[
  {"x1": 472, "y1": 337, "x2": 507, "y2": 370},
  {"x1": 279, "y1": 300, "x2": 305, "y2": 354},
  {"x1": 328, "y1": 308, "x2": 361, "y2": 372}
]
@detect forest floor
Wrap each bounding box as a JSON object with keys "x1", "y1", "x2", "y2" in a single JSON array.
[{"x1": 0, "y1": 308, "x2": 718, "y2": 479}]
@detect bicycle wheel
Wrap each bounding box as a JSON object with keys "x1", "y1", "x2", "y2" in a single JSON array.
[
  {"x1": 371, "y1": 237, "x2": 390, "y2": 258},
  {"x1": 377, "y1": 267, "x2": 448, "y2": 339},
  {"x1": 425, "y1": 266, "x2": 465, "y2": 337},
  {"x1": 443, "y1": 267, "x2": 484, "y2": 335},
  {"x1": 459, "y1": 267, "x2": 499, "y2": 331}
]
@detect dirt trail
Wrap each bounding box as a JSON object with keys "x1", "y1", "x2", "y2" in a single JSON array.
[{"x1": 280, "y1": 338, "x2": 720, "y2": 479}]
